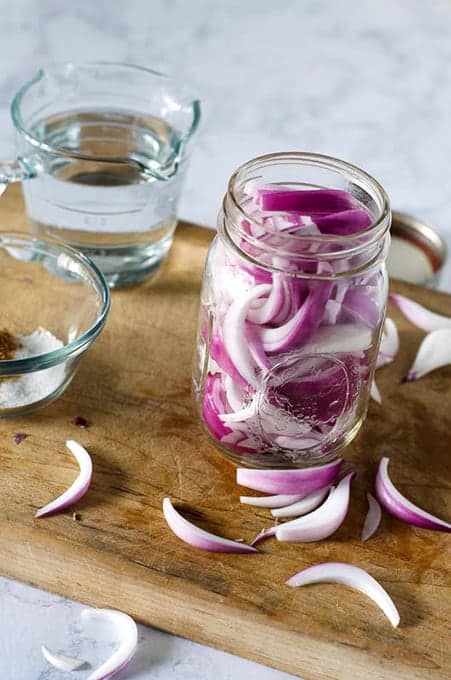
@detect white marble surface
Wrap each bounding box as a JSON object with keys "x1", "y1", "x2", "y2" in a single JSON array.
[{"x1": 1, "y1": 1, "x2": 451, "y2": 678}]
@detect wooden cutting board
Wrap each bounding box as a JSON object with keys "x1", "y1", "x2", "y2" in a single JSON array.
[{"x1": 0, "y1": 185, "x2": 450, "y2": 680}]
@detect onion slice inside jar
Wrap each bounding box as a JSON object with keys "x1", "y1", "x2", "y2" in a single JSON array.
[
  {"x1": 285, "y1": 562, "x2": 400, "y2": 628},
  {"x1": 222, "y1": 283, "x2": 271, "y2": 387},
  {"x1": 236, "y1": 459, "x2": 342, "y2": 495},
  {"x1": 35, "y1": 440, "x2": 92, "y2": 518},
  {"x1": 258, "y1": 188, "x2": 355, "y2": 214},
  {"x1": 81, "y1": 608, "x2": 138, "y2": 680},
  {"x1": 375, "y1": 457, "x2": 451, "y2": 531},
  {"x1": 163, "y1": 497, "x2": 258, "y2": 553}
]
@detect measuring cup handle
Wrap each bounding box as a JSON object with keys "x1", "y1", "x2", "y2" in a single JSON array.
[{"x1": 0, "y1": 157, "x2": 37, "y2": 196}]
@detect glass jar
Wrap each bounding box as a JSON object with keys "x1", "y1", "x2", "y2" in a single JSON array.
[{"x1": 193, "y1": 153, "x2": 391, "y2": 468}]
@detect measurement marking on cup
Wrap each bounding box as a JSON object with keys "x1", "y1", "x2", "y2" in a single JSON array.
[{"x1": 41, "y1": 199, "x2": 144, "y2": 217}]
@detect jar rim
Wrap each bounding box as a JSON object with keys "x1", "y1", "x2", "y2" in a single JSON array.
[{"x1": 226, "y1": 151, "x2": 390, "y2": 244}]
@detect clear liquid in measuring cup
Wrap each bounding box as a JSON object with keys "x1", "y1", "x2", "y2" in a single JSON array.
[{"x1": 22, "y1": 110, "x2": 188, "y2": 286}]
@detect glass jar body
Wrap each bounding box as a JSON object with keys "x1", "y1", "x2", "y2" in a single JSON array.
[{"x1": 193, "y1": 153, "x2": 390, "y2": 468}]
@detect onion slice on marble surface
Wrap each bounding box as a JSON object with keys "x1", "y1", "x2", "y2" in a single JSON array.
[
  {"x1": 270, "y1": 485, "x2": 331, "y2": 518},
  {"x1": 163, "y1": 497, "x2": 258, "y2": 553},
  {"x1": 236, "y1": 458, "x2": 342, "y2": 495},
  {"x1": 361, "y1": 492, "x2": 382, "y2": 541},
  {"x1": 390, "y1": 293, "x2": 451, "y2": 331},
  {"x1": 240, "y1": 493, "x2": 306, "y2": 508},
  {"x1": 35, "y1": 440, "x2": 92, "y2": 518},
  {"x1": 276, "y1": 473, "x2": 354, "y2": 542},
  {"x1": 41, "y1": 645, "x2": 85, "y2": 671},
  {"x1": 82, "y1": 609, "x2": 138, "y2": 680},
  {"x1": 375, "y1": 457, "x2": 451, "y2": 531},
  {"x1": 285, "y1": 562, "x2": 400, "y2": 628},
  {"x1": 403, "y1": 329, "x2": 451, "y2": 382}
]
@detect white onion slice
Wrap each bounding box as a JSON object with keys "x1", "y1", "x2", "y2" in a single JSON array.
[
  {"x1": 285, "y1": 562, "x2": 400, "y2": 628},
  {"x1": 276, "y1": 473, "x2": 354, "y2": 542},
  {"x1": 41, "y1": 645, "x2": 85, "y2": 671},
  {"x1": 390, "y1": 293, "x2": 451, "y2": 331},
  {"x1": 236, "y1": 458, "x2": 342, "y2": 495},
  {"x1": 376, "y1": 457, "x2": 451, "y2": 531},
  {"x1": 403, "y1": 329, "x2": 451, "y2": 382},
  {"x1": 370, "y1": 380, "x2": 382, "y2": 404},
  {"x1": 240, "y1": 493, "x2": 305, "y2": 508},
  {"x1": 376, "y1": 317, "x2": 399, "y2": 368},
  {"x1": 163, "y1": 497, "x2": 257, "y2": 552},
  {"x1": 271, "y1": 486, "x2": 331, "y2": 518},
  {"x1": 82, "y1": 609, "x2": 137, "y2": 680},
  {"x1": 35, "y1": 440, "x2": 92, "y2": 518},
  {"x1": 361, "y1": 492, "x2": 382, "y2": 541}
]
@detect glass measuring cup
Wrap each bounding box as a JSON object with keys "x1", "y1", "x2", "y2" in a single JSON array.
[{"x1": 0, "y1": 62, "x2": 201, "y2": 287}]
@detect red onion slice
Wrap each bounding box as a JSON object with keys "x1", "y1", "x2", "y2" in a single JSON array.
[
  {"x1": 258, "y1": 188, "x2": 355, "y2": 214},
  {"x1": 41, "y1": 645, "x2": 85, "y2": 671},
  {"x1": 236, "y1": 458, "x2": 342, "y2": 495},
  {"x1": 361, "y1": 492, "x2": 382, "y2": 541},
  {"x1": 341, "y1": 288, "x2": 379, "y2": 328},
  {"x1": 376, "y1": 317, "x2": 399, "y2": 368},
  {"x1": 370, "y1": 380, "x2": 382, "y2": 404},
  {"x1": 285, "y1": 562, "x2": 400, "y2": 628},
  {"x1": 276, "y1": 473, "x2": 354, "y2": 542},
  {"x1": 247, "y1": 274, "x2": 285, "y2": 324},
  {"x1": 223, "y1": 283, "x2": 271, "y2": 387},
  {"x1": 313, "y1": 209, "x2": 372, "y2": 236},
  {"x1": 259, "y1": 279, "x2": 333, "y2": 354},
  {"x1": 35, "y1": 440, "x2": 92, "y2": 518},
  {"x1": 219, "y1": 401, "x2": 256, "y2": 423},
  {"x1": 270, "y1": 485, "x2": 331, "y2": 518},
  {"x1": 303, "y1": 323, "x2": 372, "y2": 355},
  {"x1": 81, "y1": 609, "x2": 137, "y2": 680},
  {"x1": 163, "y1": 497, "x2": 258, "y2": 552},
  {"x1": 375, "y1": 457, "x2": 451, "y2": 531},
  {"x1": 403, "y1": 329, "x2": 451, "y2": 382},
  {"x1": 240, "y1": 493, "x2": 305, "y2": 508},
  {"x1": 390, "y1": 293, "x2": 451, "y2": 331},
  {"x1": 251, "y1": 526, "x2": 277, "y2": 546}
]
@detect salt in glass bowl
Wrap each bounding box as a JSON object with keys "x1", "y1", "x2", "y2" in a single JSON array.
[{"x1": 0, "y1": 232, "x2": 110, "y2": 417}]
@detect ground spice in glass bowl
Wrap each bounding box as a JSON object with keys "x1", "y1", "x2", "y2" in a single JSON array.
[
  {"x1": 0, "y1": 329, "x2": 21, "y2": 361},
  {"x1": 0, "y1": 233, "x2": 110, "y2": 417}
]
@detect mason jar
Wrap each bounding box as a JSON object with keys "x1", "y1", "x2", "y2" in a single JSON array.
[{"x1": 193, "y1": 152, "x2": 391, "y2": 468}]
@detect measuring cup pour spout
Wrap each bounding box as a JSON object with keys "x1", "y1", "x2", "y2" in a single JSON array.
[{"x1": 134, "y1": 97, "x2": 201, "y2": 181}]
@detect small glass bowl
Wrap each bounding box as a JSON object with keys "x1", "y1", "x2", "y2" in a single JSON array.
[{"x1": 0, "y1": 232, "x2": 110, "y2": 417}]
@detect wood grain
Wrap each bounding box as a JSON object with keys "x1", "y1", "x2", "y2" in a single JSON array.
[{"x1": 0, "y1": 185, "x2": 450, "y2": 680}]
